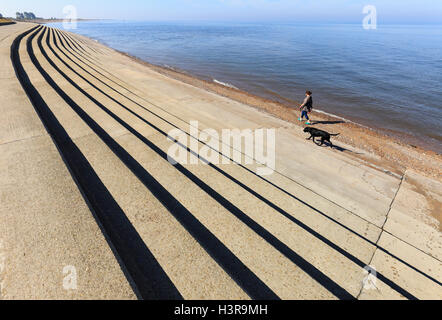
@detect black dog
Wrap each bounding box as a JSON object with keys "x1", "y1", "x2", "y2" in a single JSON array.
[{"x1": 304, "y1": 127, "x2": 340, "y2": 147}]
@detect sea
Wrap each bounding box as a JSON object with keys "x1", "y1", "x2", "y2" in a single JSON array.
[{"x1": 48, "y1": 20, "x2": 442, "y2": 153}]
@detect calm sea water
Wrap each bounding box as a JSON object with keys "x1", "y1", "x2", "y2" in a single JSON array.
[{"x1": 49, "y1": 21, "x2": 442, "y2": 153}]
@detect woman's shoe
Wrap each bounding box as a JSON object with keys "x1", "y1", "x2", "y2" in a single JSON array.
[
  {"x1": 298, "y1": 118, "x2": 302, "y2": 121},
  {"x1": 305, "y1": 121, "x2": 311, "y2": 125}
]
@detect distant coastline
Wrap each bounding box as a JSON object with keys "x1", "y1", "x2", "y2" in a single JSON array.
[
  {"x1": 13, "y1": 18, "x2": 101, "y2": 24},
  {"x1": 111, "y1": 44, "x2": 442, "y2": 158},
  {"x1": 0, "y1": 18, "x2": 15, "y2": 26}
]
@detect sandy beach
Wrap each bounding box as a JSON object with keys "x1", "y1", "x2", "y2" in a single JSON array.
[{"x1": 0, "y1": 22, "x2": 441, "y2": 300}]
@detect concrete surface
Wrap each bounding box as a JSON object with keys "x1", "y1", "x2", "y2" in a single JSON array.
[
  {"x1": 0, "y1": 23, "x2": 135, "y2": 299},
  {"x1": 0, "y1": 23, "x2": 440, "y2": 300}
]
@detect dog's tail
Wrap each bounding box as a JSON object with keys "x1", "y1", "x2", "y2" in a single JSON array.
[{"x1": 330, "y1": 133, "x2": 340, "y2": 136}]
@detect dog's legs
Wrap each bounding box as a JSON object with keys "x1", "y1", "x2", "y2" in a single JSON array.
[{"x1": 306, "y1": 135, "x2": 312, "y2": 140}]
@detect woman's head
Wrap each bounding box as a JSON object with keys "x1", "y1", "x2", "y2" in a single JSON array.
[{"x1": 306, "y1": 90, "x2": 312, "y2": 96}]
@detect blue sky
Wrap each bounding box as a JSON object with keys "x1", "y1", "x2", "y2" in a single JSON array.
[{"x1": 2, "y1": 0, "x2": 441, "y2": 24}]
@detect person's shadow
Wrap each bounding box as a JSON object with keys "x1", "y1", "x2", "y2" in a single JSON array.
[{"x1": 311, "y1": 120, "x2": 345, "y2": 125}]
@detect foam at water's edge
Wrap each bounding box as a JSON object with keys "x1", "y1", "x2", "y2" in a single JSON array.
[
  {"x1": 213, "y1": 79, "x2": 238, "y2": 90},
  {"x1": 313, "y1": 109, "x2": 371, "y2": 129}
]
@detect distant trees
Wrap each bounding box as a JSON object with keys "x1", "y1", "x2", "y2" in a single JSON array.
[
  {"x1": 16, "y1": 12, "x2": 37, "y2": 20},
  {"x1": 24, "y1": 12, "x2": 36, "y2": 19},
  {"x1": 0, "y1": 13, "x2": 3, "y2": 18}
]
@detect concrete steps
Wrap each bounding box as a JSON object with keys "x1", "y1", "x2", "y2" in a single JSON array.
[
  {"x1": 1, "y1": 23, "x2": 440, "y2": 300},
  {"x1": 1, "y1": 23, "x2": 136, "y2": 300},
  {"x1": 43, "y1": 26, "x2": 361, "y2": 299}
]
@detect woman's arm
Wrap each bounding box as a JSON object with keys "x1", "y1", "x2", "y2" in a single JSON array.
[{"x1": 299, "y1": 96, "x2": 308, "y2": 109}]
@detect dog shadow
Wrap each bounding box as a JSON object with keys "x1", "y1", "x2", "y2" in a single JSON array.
[{"x1": 313, "y1": 140, "x2": 358, "y2": 153}]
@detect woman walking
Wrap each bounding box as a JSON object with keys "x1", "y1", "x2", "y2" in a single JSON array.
[{"x1": 298, "y1": 90, "x2": 313, "y2": 125}]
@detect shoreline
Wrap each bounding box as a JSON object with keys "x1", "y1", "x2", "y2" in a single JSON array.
[
  {"x1": 48, "y1": 26, "x2": 441, "y2": 179},
  {"x1": 13, "y1": 18, "x2": 101, "y2": 25},
  {"x1": 66, "y1": 27, "x2": 441, "y2": 156},
  {"x1": 111, "y1": 48, "x2": 441, "y2": 179},
  {"x1": 152, "y1": 63, "x2": 442, "y2": 155},
  {"x1": 46, "y1": 25, "x2": 441, "y2": 155}
]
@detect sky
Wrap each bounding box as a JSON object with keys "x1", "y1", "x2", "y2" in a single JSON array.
[{"x1": 1, "y1": 0, "x2": 441, "y2": 24}]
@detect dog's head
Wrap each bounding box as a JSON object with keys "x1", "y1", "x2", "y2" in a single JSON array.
[{"x1": 304, "y1": 127, "x2": 312, "y2": 133}]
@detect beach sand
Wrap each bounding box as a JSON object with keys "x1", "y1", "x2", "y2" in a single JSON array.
[{"x1": 0, "y1": 22, "x2": 440, "y2": 300}]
